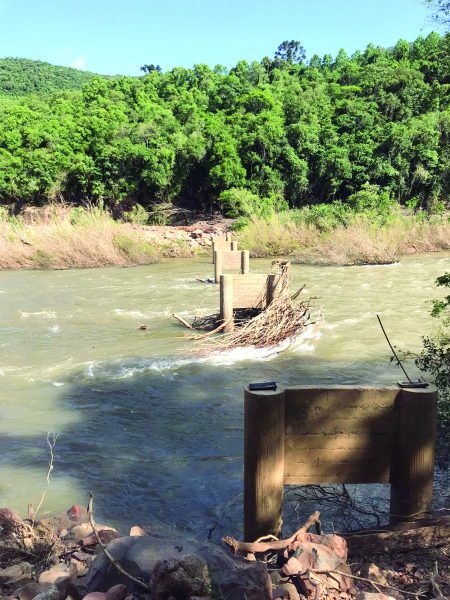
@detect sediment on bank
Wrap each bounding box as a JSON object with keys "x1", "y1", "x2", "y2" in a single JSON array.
[
  {"x1": 0, "y1": 206, "x2": 449, "y2": 270},
  {"x1": 0, "y1": 211, "x2": 226, "y2": 270}
]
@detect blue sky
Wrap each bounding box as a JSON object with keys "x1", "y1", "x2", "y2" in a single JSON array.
[{"x1": 0, "y1": 0, "x2": 439, "y2": 75}]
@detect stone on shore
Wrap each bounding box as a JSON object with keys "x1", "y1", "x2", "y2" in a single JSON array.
[
  {"x1": 129, "y1": 527, "x2": 147, "y2": 537},
  {"x1": 38, "y1": 564, "x2": 71, "y2": 586},
  {"x1": 86, "y1": 533, "x2": 271, "y2": 599},
  {"x1": 0, "y1": 564, "x2": 33, "y2": 585}
]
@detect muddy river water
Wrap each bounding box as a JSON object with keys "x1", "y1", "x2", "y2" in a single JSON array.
[{"x1": 0, "y1": 253, "x2": 449, "y2": 537}]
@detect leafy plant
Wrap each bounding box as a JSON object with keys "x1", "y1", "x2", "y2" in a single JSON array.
[
  {"x1": 122, "y1": 203, "x2": 149, "y2": 226},
  {"x1": 416, "y1": 272, "x2": 450, "y2": 462}
]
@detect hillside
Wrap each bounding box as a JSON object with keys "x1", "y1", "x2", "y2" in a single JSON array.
[
  {"x1": 0, "y1": 33, "x2": 449, "y2": 214},
  {"x1": 0, "y1": 57, "x2": 101, "y2": 95}
]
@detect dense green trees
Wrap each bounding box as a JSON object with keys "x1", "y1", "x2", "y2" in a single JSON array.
[
  {"x1": 0, "y1": 58, "x2": 99, "y2": 96},
  {"x1": 0, "y1": 33, "x2": 449, "y2": 214}
]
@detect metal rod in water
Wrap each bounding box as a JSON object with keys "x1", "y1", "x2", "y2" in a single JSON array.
[{"x1": 376, "y1": 314, "x2": 412, "y2": 383}]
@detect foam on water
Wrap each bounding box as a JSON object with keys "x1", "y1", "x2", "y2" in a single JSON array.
[
  {"x1": 20, "y1": 310, "x2": 56, "y2": 319},
  {"x1": 80, "y1": 323, "x2": 323, "y2": 379},
  {"x1": 113, "y1": 309, "x2": 152, "y2": 319}
]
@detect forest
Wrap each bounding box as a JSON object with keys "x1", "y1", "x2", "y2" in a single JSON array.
[{"x1": 0, "y1": 32, "x2": 449, "y2": 218}]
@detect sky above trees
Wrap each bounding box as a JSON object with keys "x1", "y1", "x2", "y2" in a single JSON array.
[{"x1": 0, "y1": 0, "x2": 441, "y2": 75}]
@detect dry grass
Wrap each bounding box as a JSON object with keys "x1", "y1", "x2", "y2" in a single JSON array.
[
  {"x1": 0, "y1": 210, "x2": 162, "y2": 270},
  {"x1": 238, "y1": 214, "x2": 450, "y2": 265}
]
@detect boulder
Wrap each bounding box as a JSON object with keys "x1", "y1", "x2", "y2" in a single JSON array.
[
  {"x1": 86, "y1": 533, "x2": 271, "y2": 599},
  {"x1": 151, "y1": 555, "x2": 210, "y2": 600}
]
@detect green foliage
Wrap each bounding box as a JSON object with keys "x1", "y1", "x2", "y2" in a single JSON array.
[
  {"x1": 219, "y1": 188, "x2": 288, "y2": 219},
  {"x1": 122, "y1": 203, "x2": 149, "y2": 225},
  {"x1": 0, "y1": 34, "x2": 450, "y2": 215},
  {"x1": 290, "y1": 202, "x2": 352, "y2": 231},
  {"x1": 113, "y1": 232, "x2": 158, "y2": 263},
  {"x1": 274, "y1": 41, "x2": 306, "y2": 64},
  {"x1": 416, "y1": 272, "x2": 450, "y2": 460},
  {"x1": 0, "y1": 58, "x2": 99, "y2": 96}
]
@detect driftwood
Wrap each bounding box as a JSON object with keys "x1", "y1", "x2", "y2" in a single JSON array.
[
  {"x1": 187, "y1": 320, "x2": 230, "y2": 340},
  {"x1": 345, "y1": 515, "x2": 450, "y2": 555},
  {"x1": 223, "y1": 511, "x2": 320, "y2": 555},
  {"x1": 172, "y1": 313, "x2": 193, "y2": 329}
]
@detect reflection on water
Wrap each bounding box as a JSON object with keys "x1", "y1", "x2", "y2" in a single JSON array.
[{"x1": 0, "y1": 253, "x2": 449, "y2": 537}]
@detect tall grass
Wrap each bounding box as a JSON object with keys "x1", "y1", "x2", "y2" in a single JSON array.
[
  {"x1": 0, "y1": 207, "x2": 161, "y2": 270},
  {"x1": 238, "y1": 212, "x2": 450, "y2": 265}
]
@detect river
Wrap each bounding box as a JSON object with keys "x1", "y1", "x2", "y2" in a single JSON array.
[{"x1": 0, "y1": 253, "x2": 449, "y2": 537}]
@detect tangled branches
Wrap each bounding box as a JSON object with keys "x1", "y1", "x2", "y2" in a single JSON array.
[{"x1": 195, "y1": 286, "x2": 315, "y2": 354}]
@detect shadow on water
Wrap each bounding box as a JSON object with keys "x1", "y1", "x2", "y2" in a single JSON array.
[{"x1": 0, "y1": 355, "x2": 448, "y2": 540}]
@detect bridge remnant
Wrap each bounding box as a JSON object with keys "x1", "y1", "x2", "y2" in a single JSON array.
[{"x1": 244, "y1": 385, "x2": 437, "y2": 541}]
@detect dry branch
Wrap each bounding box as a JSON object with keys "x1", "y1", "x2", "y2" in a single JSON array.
[
  {"x1": 223, "y1": 511, "x2": 320, "y2": 555},
  {"x1": 172, "y1": 313, "x2": 193, "y2": 329},
  {"x1": 31, "y1": 432, "x2": 59, "y2": 526},
  {"x1": 87, "y1": 494, "x2": 151, "y2": 591}
]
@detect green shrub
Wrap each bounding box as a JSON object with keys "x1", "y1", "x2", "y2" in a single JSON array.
[
  {"x1": 122, "y1": 203, "x2": 149, "y2": 226},
  {"x1": 219, "y1": 188, "x2": 288, "y2": 219},
  {"x1": 147, "y1": 202, "x2": 176, "y2": 225},
  {"x1": 291, "y1": 202, "x2": 352, "y2": 232},
  {"x1": 347, "y1": 183, "x2": 396, "y2": 222},
  {"x1": 416, "y1": 272, "x2": 450, "y2": 464},
  {"x1": 113, "y1": 232, "x2": 158, "y2": 263}
]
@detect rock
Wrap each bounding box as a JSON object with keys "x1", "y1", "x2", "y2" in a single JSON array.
[
  {"x1": 16, "y1": 583, "x2": 50, "y2": 600},
  {"x1": 67, "y1": 505, "x2": 84, "y2": 521},
  {"x1": 71, "y1": 524, "x2": 116, "y2": 543},
  {"x1": 151, "y1": 555, "x2": 210, "y2": 600},
  {"x1": 355, "y1": 593, "x2": 396, "y2": 600},
  {"x1": 69, "y1": 560, "x2": 88, "y2": 578},
  {"x1": 104, "y1": 585, "x2": 127, "y2": 600},
  {"x1": 31, "y1": 588, "x2": 61, "y2": 600},
  {"x1": 81, "y1": 530, "x2": 121, "y2": 548},
  {"x1": 82, "y1": 594, "x2": 106, "y2": 600},
  {"x1": 129, "y1": 527, "x2": 147, "y2": 537},
  {"x1": 4, "y1": 575, "x2": 35, "y2": 591},
  {"x1": 360, "y1": 563, "x2": 389, "y2": 587},
  {"x1": 272, "y1": 582, "x2": 300, "y2": 600},
  {"x1": 38, "y1": 564, "x2": 71, "y2": 586},
  {"x1": 0, "y1": 564, "x2": 33, "y2": 585},
  {"x1": 86, "y1": 533, "x2": 271, "y2": 599}
]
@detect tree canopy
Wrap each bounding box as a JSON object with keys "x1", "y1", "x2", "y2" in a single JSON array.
[
  {"x1": 0, "y1": 33, "x2": 449, "y2": 213},
  {"x1": 0, "y1": 58, "x2": 101, "y2": 96}
]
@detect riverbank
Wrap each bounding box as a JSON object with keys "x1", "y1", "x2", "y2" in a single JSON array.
[
  {"x1": 1, "y1": 503, "x2": 449, "y2": 600},
  {"x1": 0, "y1": 206, "x2": 448, "y2": 270},
  {"x1": 0, "y1": 209, "x2": 227, "y2": 270}
]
